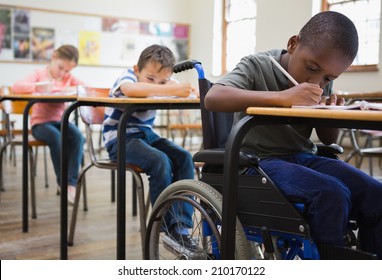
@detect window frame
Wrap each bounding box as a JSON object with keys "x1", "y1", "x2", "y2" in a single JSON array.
[
  {"x1": 222, "y1": 0, "x2": 228, "y2": 74},
  {"x1": 221, "y1": 0, "x2": 257, "y2": 74},
  {"x1": 321, "y1": 0, "x2": 379, "y2": 72}
]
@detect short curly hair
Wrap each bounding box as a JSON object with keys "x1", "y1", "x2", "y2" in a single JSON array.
[{"x1": 299, "y1": 11, "x2": 359, "y2": 63}]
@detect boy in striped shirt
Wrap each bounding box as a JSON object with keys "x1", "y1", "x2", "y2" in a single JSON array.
[{"x1": 103, "y1": 44, "x2": 197, "y2": 250}]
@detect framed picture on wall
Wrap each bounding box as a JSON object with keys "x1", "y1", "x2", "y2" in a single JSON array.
[{"x1": 32, "y1": 27, "x2": 54, "y2": 61}]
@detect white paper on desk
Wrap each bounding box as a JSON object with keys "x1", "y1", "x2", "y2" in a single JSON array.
[
  {"x1": 151, "y1": 96, "x2": 179, "y2": 99},
  {"x1": 151, "y1": 94, "x2": 198, "y2": 99},
  {"x1": 54, "y1": 91, "x2": 77, "y2": 96},
  {"x1": 363, "y1": 102, "x2": 382, "y2": 110},
  {"x1": 292, "y1": 100, "x2": 382, "y2": 110},
  {"x1": 35, "y1": 81, "x2": 52, "y2": 86},
  {"x1": 32, "y1": 91, "x2": 77, "y2": 96}
]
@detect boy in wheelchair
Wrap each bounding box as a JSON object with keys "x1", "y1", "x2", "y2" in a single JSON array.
[{"x1": 204, "y1": 11, "x2": 382, "y2": 259}]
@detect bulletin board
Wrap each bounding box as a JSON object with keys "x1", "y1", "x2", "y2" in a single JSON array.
[{"x1": 0, "y1": 5, "x2": 190, "y2": 67}]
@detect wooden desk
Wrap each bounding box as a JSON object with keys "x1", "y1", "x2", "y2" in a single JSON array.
[
  {"x1": 60, "y1": 96, "x2": 200, "y2": 260},
  {"x1": 0, "y1": 93, "x2": 76, "y2": 233},
  {"x1": 336, "y1": 91, "x2": 382, "y2": 104},
  {"x1": 220, "y1": 107, "x2": 382, "y2": 259}
]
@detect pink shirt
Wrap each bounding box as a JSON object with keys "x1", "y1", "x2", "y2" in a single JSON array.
[{"x1": 11, "y1": 66, "x2": 83, "y2": 126}]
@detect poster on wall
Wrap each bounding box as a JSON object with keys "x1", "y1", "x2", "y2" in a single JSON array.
[
  {"x1": 13, "y1": 34, "x2": 30, "y2": 59},
  {"x1": 120, "y1": 36, "x2": 138, "y2": 63},
  {"x1": 173, "y1": 24, "x2": 189, "y2": 62},
  {"x1": 0, "y1": 7, "x2": 12, "y2": 60},
  {"x1": 32, "y1": 27, "x2": 54, "y2": 61},
  {"x1": 55, "y1": 28, "x2": 78, "y2": 48},
  {"x1": 13, "y1": 9, "x2": 31, "y2": 59},
  {"x1": 0, "y1": 5, "x2": 190, "y2": 67},
  {"x1": 136, "y1": 21, "x2": 189, "y2": 63},
  {"x1": 78, "y1": 30, "x2": 100, "y2": 65},
  {"x1": 102, "y1": 17, "x2": 140, "y2": 34}
]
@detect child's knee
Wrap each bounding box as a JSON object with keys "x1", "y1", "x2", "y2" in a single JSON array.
[
  {"x1": 151, "y1": 154, "x2": 172, "y2": 174},
  {"x1": 178, "y1": 150, "x2": 193, "y2": 166},
  {"x1": 320, "y1": 184, "x2": 351, "y2": 212}
]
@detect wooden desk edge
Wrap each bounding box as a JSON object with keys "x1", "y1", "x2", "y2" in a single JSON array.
[
  {"x1": 1, "y1": 93, "x2": 77, "y2": 100},
  {"x1": 77, "y1": 96, "x2": 200, "y2": 103},
  {"x1": 336, "y1": 91, "x2": 382, "y2": 99},
  {"x1": 246, "y1": 107, "x2": 382, "y2": 121}
]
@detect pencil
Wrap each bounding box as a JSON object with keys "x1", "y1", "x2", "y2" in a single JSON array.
[{"x1": 269, "y1": 55, "x2": 299, "y2": 86}]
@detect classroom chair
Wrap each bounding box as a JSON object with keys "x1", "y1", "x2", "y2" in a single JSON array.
[
  {"x1": 0, "y1": 86, "x2": 49, "y2": 218},
  {"x1": 345, "y1": 129, "x2": 382, "y2": 177},
  {"x1": 0, "y1": 103, "x2": 12, "y2": 172},
  {"x1": 68, "y1": 86, "x2": 150, "y2": 257}
]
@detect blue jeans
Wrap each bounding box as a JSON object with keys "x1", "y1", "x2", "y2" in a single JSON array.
[
  {"x1": 107, "y1": 129, "x2": 195, "y2": 228},
  {"x1": 32, "y1": 121, "x2": 85, "y2": 187},
  {"x1": 249, "y1": 153, "x2": 382, "y2": 258}
]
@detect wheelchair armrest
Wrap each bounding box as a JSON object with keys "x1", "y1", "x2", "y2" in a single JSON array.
[
  {"x1": 316, "y1": 143, "x2": 344, "y2": 158},
  {"x1": 194, "y1": 144, "x2": 342, "y2": 165},
  {"x1": 193, "y1": 148, "x2": 225, "y2": 164},
  {"x1": 193, "y1": 148, "x2": 260, "y2": 166}
]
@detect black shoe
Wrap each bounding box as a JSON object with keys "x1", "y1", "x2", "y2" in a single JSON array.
[{"x1": 166, "y1": 227, "x2": 199, "y2": 252}]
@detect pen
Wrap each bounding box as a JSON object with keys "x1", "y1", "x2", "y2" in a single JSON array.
[{"x1": 269, "y1": 55, "x2": 299, "y2": 86}]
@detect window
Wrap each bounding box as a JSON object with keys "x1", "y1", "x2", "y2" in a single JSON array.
[
  {"x1": 322, "y1": 0, "x2": 381, "y2": 71},
  {"x1": 221, "y1": 0, "x2": 257, "y2": 74}
]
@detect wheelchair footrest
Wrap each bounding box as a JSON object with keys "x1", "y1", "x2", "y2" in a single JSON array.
[{"x1": 317, "y1": 243, "x2": 377, "y2": 260}]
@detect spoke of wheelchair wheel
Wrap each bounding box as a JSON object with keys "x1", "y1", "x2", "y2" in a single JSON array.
[{"x1": 152, "y1": 194, "x2": 226, "y2": 259}]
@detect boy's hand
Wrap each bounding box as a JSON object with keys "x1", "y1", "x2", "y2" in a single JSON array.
[
  {"x1": 173, "y1": 82, "x2": 197, "y2": 97},
  {"x1": 286, "y1": 82, "x2": 323, "y2": 106},
  {"x1": 319, "y1": 93, "x2": 345, "y2": 106},
  {"x1": 166, "y1": 80, "x2": 197, "y2": 97}
]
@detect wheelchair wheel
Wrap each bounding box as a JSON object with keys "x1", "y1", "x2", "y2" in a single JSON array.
[{"x1": 144, "y1": 179, "x2": 252, "y2": 260}]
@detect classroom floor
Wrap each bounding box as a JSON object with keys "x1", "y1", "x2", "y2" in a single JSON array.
[
  {"x1": 0, "y1": 132, "x2": 202, "y2": 260},
  {"x1": 0, "y1": 133, "x2": 381, "y2": 260}
]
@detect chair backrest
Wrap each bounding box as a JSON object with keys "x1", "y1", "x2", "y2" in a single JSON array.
[
  {"x1": 0, "y1": 86, "x2": 31, "y2": 115},
  {"x1": 77, "y1": 86, "x2": 110, "y2": 125},
  {"x1": 77, "y1": 86, "x2": 110, "y2": 163},
  {"x1": 2, "y1": 100, "x2": 30, "y2": 115},
  {"x1": 198, "y1": 79, "x2": 234, "y2": 149},
  {"x1": 0, "y1": 86, "x2": 32, "y2": 141}
]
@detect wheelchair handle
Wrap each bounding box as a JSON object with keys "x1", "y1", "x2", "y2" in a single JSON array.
[{"x1": 174, "y1": 59, "x2": 205, "y2": 79}]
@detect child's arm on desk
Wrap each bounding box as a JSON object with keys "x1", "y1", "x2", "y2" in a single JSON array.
[
  {"x1": 120, "y1": 81, "x2": 195, "y2": 98},
  {"x1": 12, "y1": 71, "x2": 52, "y2": 94}
]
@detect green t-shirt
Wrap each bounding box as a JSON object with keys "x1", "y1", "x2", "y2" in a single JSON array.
[{"x1": 215, "y1": 49, "x2": 333, "y2": 158}]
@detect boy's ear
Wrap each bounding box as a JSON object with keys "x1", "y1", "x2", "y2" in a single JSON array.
[
  {"x1": 287, "y1": 35, "x2": 299, "y2": 54},
  {"x1": 51, "y1": 51, "x2": 57, "y2": 60},
  {"x1": 133, "y1": 65, "x2": 139, "y2": 75}
]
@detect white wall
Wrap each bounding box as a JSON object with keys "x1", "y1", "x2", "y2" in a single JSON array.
[
  {"x1": 1, "y1": 0, "x2": 382, "y2": 92},
  {"x1": 256, "y1": 0, "x2": 312, "y2": 52}
]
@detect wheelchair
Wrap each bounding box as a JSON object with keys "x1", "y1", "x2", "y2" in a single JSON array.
[{"x1": 144, "y1": 60, "x2": 377, "y2": 260}]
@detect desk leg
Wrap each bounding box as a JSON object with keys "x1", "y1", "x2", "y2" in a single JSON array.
[
  {"x1": 60, "y1": 102, "x2": 80, "y2": 260},
  {"x1": 221, "y1": 116, "x2": 254, "y2": 259},
  {"x1": 116, "y1": 109, "x2": 135, "y2": 260},
  {"x1": 22, "y1": 101, "x2": 36, "y2": 232}
]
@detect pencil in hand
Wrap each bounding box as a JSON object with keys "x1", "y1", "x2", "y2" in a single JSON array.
[{"x1": 269, "y1": 55, "x2": 299, "y2": 86}]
